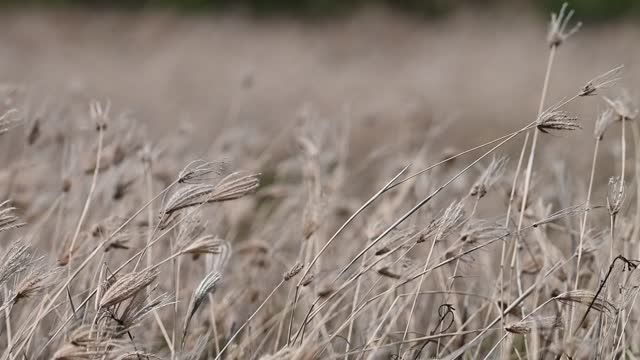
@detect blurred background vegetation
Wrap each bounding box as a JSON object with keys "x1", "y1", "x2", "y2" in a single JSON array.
[{"x1": 3, "y1": 0, "x2": 640, "y2": 21}]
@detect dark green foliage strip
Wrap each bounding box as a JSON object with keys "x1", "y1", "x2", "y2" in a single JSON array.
[{"x1": 2, "y1": 0, "x2": 639, "y2": 20}]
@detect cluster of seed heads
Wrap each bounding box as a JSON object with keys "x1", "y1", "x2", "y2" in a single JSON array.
[{"x1": 536, "y1": 110, "x2": 581, "y2": 134}]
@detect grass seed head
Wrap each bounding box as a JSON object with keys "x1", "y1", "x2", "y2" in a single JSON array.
[
  {"x1": 120, "y1": 293, "x2": 172, "y2": 331},
  {"x1": 594, "y1": 108, "x2": 616, "y2": 140},
  {"x1": 604, "y1": 93, "x2": 638, "y2": 121},
  {"x1": 13, "y1": 267, "x2": 59, "y2": 303},
  {"x1": 469, "y1": 156, "x2": 508, "y2": 199},
  {"x1": 0, "y1": 200, "x2": 25, "y2": 232},
  {"x1": 505, "y1": 316, "x2": 562, "y2": 335},
  {"x1": 179, "y1": 235, "x2": 225, "y2": 257},
  {"x1": 178, "y1": 159, "x2": 228, "y2": 184},
  {"x1": 547, "y1": 2, "x2": 581, "y2": 48},
  {"x1": 536, "y1": 110, "x2": 581, "y2": 134},
  {"x1": 555, "y1": 290, "x2": 617, "y2": 317},
  {"x1": 183, "y1": 271, "x2": 222, "y2": 347},
  {"x1": 99, "y1": 269, "x2": 159, "y2": 309},
  {"x1": 208, "y1": 171, "x2": 261, "y2": 202},
  {"x1": 0, "y1": 240, "x2": 32, "y2": 286},
  {"x1": 284, "y1": 262, "x2": 304, "y2": 281},
  {"x1": 0, "y1": 108, "x2": 21, "y2": 136},
  {"x1": 607, "y1": 176, "x2": 625, "y2": 216},
  {"x1": 581, "y1": 65, "x2": 623, "y2": 97}
]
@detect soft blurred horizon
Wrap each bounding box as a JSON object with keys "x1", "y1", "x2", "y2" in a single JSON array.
[{"x1": 1, "y1": 1, "x2": 639, "y2": 181}]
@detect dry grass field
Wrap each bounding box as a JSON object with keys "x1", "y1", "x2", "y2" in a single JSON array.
[{"x1": 2, "y1": 4, "x2": 640, "y2": 359}]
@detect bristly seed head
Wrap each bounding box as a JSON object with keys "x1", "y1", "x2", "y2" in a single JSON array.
[
  {"x1": 183, "y1": 271, "x2": 222, "y2": 347},
  {"x1": 469, "y1": 156, "x2": 508, "y2": 199},
  {"x1": 0, "y1": 200, "x2": 25, "y2": 233},
  {"x1": 536, "y1": 110, "x2": 581, "y2": 134},
  {"x1": 0, "y1": 108, "x2": 21, "y2": 136},
  {"x1": 505, "y1": 316, "x2": 562, "y2": 335},
  {"x1": 90, "y1": 100, "x2": 110, "y2": 131},
  {"x1": 179, "y1": 235, "x2": 226, "y2": 257},
  {"x1": 99, "y1": 269, "x2": 159, "y2": 309},
  {"x1": 160, "y1": 172, "x2": 260, "y2": 228},
  {"x1": 458, "y1": 220, "x2": 509, "y2": 245},
  {"x1": 0, "y1": 240, "x2": 32, "y2": 286},
  {"x1": 607, "y1": 176, "x2": 625, "y2": 216},
  {"x1": 301, "y1": 273, "x2": 315, "y2": 287},
  {"x1": 555, "y1": 290, "x2": 617, "y2": 317},
  {"x1": 547, "y1": 2, "x2": 581, "y2": 48},
  {"x1": 594, "y1": 109, "x2": 616, "y2": 141},
  {"x1": 603, "y1": 93, "x2": 638, "y2": 121},
  {"x1": 580, "y1": 65, "x2": 623, "y2": 97},
  {"x1": 178, "y1": 159, "x2": 228, "y2": 184},
  {"x1": 284, "y1": 263, "x2": 304, "y2": 281},
  {"x1": 12, "y1": 267, "x2": 58, "y2": 303}
]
